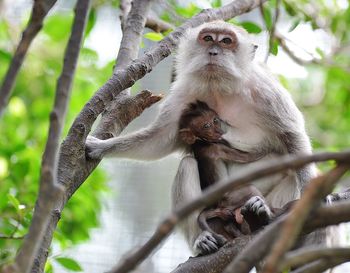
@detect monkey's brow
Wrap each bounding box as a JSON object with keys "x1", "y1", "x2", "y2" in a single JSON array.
[{"x1": 199, "y1": 27, "x2": 236, "y2": 37}]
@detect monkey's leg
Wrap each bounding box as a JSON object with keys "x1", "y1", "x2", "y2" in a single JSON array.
[
  {"x1": 198, "y1": 210, "x2": 227, "y2": 246},
  {"x1": 171, "y1": 156, "x2": 224, "y2": 255}
]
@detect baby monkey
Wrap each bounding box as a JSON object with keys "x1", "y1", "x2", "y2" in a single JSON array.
[
  {"x1": 179, "y1": 101, "x2": 272, "y2": 250},
  {"x1": 178, "y1": 100, "x2": 263, "y2": 189}
]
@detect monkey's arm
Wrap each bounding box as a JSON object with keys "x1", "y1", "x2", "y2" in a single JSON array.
[
  {"x1": 207, "y1": 144, "x2": 264, "y2": 163},
  {"x1": 86, "y1": 98, "x2": 182, "y2": 160}
]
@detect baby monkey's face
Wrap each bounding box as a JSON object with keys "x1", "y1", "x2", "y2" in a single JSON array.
[{"x1": 190, "y1": 110, "x2": 226, "y2": 143}]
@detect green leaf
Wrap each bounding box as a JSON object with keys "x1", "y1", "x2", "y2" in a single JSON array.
[
  {"x1": 7, "y1": 194, "x2": 20, "y2": 213},
  {"x1": 240, "y1": 21, "x2": 262, "y2": 33},
  {"x1": 0, "y1": 49, "x2": 11, "y2": 62},
  {"x1": 283, "y1": 1, "x2": 297, "y2": 16},
  {"x1": 44, "y1": 261, "x2": 53, "y2": 273},
  {"x1": 316, "y1": 47, "x2": 324, "y2": 58},
  {"x1": 211, "y1": 0, "x2": 222, "y2": 8},
  {"x1": 144, "y1": 32, "x2": 164, "y2": 42},
  {"x1": 85, "y1": 8, "x2": 96, "y2": 38},
  {"x1": 288, "y1": 19, "x2": 300, "y2": 32},
  {"x1": 262, "y1": 7, "x2": 273, "y2": 30},
  {"x1": 55, "y1": 257, "x2": 83, "y2": 272},
  {"x1": 270, "y1": 39, "x2": 279, "y2": 55},
  {"x1": 175, "y1": 3, "x2": 200, "y2": 18}
]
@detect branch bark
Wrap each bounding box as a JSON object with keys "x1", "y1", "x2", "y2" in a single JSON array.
[{"x1": 0, "y1": 0, "x2": 57, "y2": 117}]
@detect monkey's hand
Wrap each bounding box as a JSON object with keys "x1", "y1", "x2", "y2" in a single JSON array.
[
  {"x1": 85, "y1": 135, "x2": 109, "y2": 159},
  {"x1": 193, "y1": 231, "x2": 227, "y2": 255},
  {"x1": 241, "y1": 196, "x2": 273, "y2": 227}
]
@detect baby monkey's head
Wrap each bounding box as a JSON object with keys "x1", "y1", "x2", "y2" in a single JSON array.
[{"x1": 179, "y1": 100, "x2": 227, "y2": 145}]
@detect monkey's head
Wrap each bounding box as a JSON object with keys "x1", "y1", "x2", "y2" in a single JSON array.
[
  {"x1": 175, "y1": 21, "x2": 258, "y2": 86},
  {"x1": 179, "y1": 100, "x2": 227, "y2": 145}
]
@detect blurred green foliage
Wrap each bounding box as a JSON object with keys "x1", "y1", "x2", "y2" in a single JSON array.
[
  {"x1": 0, "y1": 5, "x2": 109, "y2": 272},
  {"x1": 0, "y1": 0, "x2": 350, "y2": 272}
]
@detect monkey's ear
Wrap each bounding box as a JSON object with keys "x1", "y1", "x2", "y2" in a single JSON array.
[{"x1": 179, "y1": 128, "x2": 197, "y2": 145}]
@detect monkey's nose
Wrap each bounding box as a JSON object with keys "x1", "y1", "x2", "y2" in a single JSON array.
[{"x1": 209, "y1": 48, "x2": 219, "y2": 56}]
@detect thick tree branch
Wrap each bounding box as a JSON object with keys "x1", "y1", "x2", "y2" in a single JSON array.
[
  {"x1": 108, "y1": 151, "x2": 350, "y2": 273},
  {"x1": 173, "y1": 199, "x2": 350, "y2": 273},
  {"x1": 0, "y1": 0, "x2": 57, "y2": 117},
  {"x1": 31, "y1": 1, "x2": 267, "y2": 272},
  {"x1": 262, "y1": 164, "x2": 349, "y2": 273},
  {"x1": 1, "y1": 1, "x2": 92, "y2": 273}
]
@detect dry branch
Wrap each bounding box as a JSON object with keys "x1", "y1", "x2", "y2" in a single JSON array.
[
  {"x1": 109, "y1": 151, "x2": 350, "y2": 273},
  {"x1": 0, "y1": 0, "x2": 57, "y2": 117},
  {"x1": 281, "y1": 247, "x2": 350, "y2": 270}
]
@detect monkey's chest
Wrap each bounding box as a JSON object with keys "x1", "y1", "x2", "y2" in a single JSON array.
[{"x1": 199, "y1": 93, "x2": 267, "y2": 151}]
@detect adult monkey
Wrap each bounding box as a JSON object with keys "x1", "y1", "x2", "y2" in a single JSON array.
[{"x1": 86, "y1": 21, "x2": 317, "y2": 254}]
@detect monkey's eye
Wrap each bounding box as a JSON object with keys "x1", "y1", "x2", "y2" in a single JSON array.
[
  {"x1": 203, "y1": 35, "x2": 214, "y2": 42},
  {"x1": 203, "y1": 123, "x2": 211, "y2": 129},
  {"x1": 221, "y1": 37, "x2": 232, "y2": 44},
  {"x1": 213, "y1": 117, "x2": 219, "y2": 124}
]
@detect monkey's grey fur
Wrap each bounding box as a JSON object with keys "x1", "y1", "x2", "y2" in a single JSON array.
[{"x1": 86, "y1": 21, "x2": 318, "y2": 254}]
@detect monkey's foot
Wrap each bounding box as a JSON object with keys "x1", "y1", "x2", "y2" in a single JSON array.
[
  {"x1": 85, "y1": 135, "x2": 108, "y2": 159},
  {"x1": 193, "y1": 231, "x2": 227, "y2": 255},
  {"x1": 241, "y1": 196, "x2": 272, "y2": 223}
]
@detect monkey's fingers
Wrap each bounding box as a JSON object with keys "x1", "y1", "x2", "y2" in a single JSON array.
[
  {"x1": 234, "y1": 208, "x2": 244, "y2": 224},
  {"x1": 136, "y1": 90, "x2": 163, "y2": 108}
]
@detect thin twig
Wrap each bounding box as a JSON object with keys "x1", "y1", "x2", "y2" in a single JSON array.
[
  {"x1": 146, "y1": 15, "x2": 174, "y2": 32},
  {"x1": 0, "y1": 0, "x2": 57, "y2": 117},
  {"x1": 281, "y1": 247, "x2": 350, "y2": 270},
  {"x1": 0, "y1": 235, "x2": 24, "y2": 240},
  {"x1": 262, "y1": 164, "x2": 349, "y2": 273},
  {"x1": 265, "y1": 0, "x2": 280, "y2": 62},
  {"x1": 5, "y1": 1, "x2": 91, "y2": 273},
  {"x1": 276, "y1": 33, "x2": 350, "y2": 73},
  {"x1": 290, "y1": 257, "x2": 350, "y2": 273},
  {"x1": 109, "y1": 151, "x2": 350, "y2": 273}
]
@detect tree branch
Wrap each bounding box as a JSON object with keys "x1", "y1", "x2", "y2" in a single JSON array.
[
  {"x1": 262, "y1": 164, "x2": 349, "y2": 273},
  {"x1": 0, "y1": 0, "x2": 57, "y2": 117},
  {"x1": 146, "y1": 15, "x2": 174, "y2": 32},
  {"x1": 108, "y1": 151, "x2": 350, "y2": 273},
  {"x1": 281, "y1": 247, "x2": 350, "y2": 270},
  {"x1": 174, "y1": 199, "x2": 350, "y2": 273}
]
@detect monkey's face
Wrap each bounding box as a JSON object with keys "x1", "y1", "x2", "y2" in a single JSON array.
[
  {"x1": 191, "y1": 111, "x2": 226, "y2": 143},
  {"x1": 197, "y1": 28, "x2": 238, "y2": 67},
  {"x1": 176, "y1": 21, "x2": 257, "y2": 84}
]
